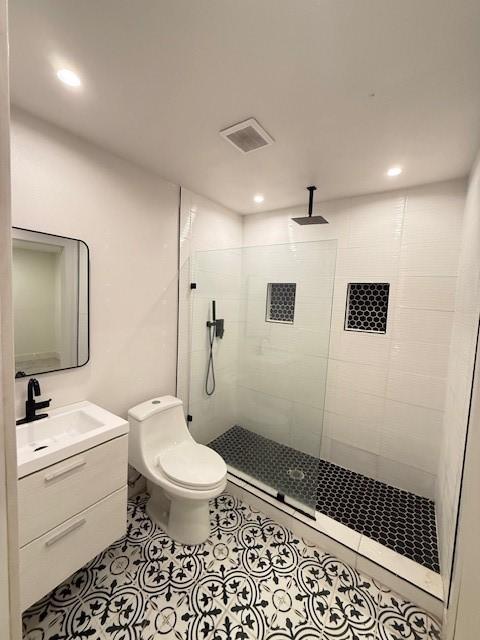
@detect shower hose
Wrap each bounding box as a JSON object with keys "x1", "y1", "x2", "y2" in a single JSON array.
[{"x1": 205, "y1": 322, "x2": 216, "y2": 396}]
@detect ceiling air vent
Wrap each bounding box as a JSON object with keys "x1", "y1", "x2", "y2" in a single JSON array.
[{"x1": 220, "y1": 118, "x2": 274, "y2": 154}]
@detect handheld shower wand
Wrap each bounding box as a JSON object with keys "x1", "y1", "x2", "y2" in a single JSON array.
[{"x1": 205, "y1": 300, "x2": 224, "y2": 396}]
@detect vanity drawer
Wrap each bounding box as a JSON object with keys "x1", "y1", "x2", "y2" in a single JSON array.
[
  {"x1": 18, "y1": 435, "x2": 128, "y2": 546},
  {"x1": 20, "y1": 486, "x2": 127, "y2": 611}
]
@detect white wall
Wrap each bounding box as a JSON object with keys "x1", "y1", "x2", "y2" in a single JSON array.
[
  {"x1": 177, "y1": 188, "x2": 243, "y2": 444},
  {"x1": 11, "y1": 109, "x2": 179, "y2": 421},
  {"x1": 437, "y1": 153, "x2": 480, "y2": 599},
  {"x1": 243, "y1": 179, "x2": 465, "y2": 498}
]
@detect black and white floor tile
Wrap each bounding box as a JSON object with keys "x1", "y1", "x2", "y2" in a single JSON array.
[
  {"x1": 210, "y1": 426, "x2": 440, "y2": 573},
  {"x1": 23, "y1": 492, "x2": 441, "y2": 640}
]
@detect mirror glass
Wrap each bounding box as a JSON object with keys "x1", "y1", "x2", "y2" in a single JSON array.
[{"x1": 12, "y1": 227, "x2": 89, "y2": 377}]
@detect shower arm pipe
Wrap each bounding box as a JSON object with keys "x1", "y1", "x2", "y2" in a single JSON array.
[
  {"x1": 291, "y1": 184, "x2": 327, "y2": 225},
  {"x1": 307, "y1": 185, "x2": 316, "y2": 218}
]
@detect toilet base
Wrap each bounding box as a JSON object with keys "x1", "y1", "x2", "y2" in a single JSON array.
[
  {"x1": 166, "y1": 493, "x2": 211, "y2": 545},
  {"x1": 146, "y1": 483, "x2": 212, "y2": 545},
  {"x1": 145, "y1": 480, "x2": 170, "y2": 529}
]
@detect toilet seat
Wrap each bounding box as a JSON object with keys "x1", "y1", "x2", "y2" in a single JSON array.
[{"x1": 157, "y1": 442, "x2": 226, "y2": 490}]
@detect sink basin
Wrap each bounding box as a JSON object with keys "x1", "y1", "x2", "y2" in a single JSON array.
[{"x1": 17, "y1": 401, "x2": 129, "y2": 478}]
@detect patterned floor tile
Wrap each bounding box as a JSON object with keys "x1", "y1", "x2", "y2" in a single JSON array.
[
  {"x1": 81, "y1": 581, "x2": 149, "y2": 640},
  {"x1": 23, "y1": 599, "x2": 107, "y2": 640},
  {"x1": 377, "y1": 592, "x2": 441, "y2": 640},
  {"x1": 233, "y1": 517, "x2": 306, "y2": 585},
  {"x1": 22, "y1": 566, "x2": 92, "y2": 639},
  {"x1": 22, "y1": 491, "x2": 441, "y2": 640},
  {"x1": 280, "y1": 560, "x2": 333, "y2": 633},
  {"x1": 261, "y1": 574, "x2": 310, "y2": 631},
  {"x1": 142, "y1": 591, "x2": 190, "y2": 640},
  {"x1": 323, "y1": 569, "x2": 379, "y2": 640},
  {"x1": 185, "y1": 567, "x2": 268, "y2": 639}
]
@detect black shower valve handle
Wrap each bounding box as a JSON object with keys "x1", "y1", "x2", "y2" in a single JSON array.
[
  {"x1": 206, "y1": 318, "x2": 224, "y2": 339},
  {"x1": 215, "y1": 318, "x2": 224, "y2": 339}
]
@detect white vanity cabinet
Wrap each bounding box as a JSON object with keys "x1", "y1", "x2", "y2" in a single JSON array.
[{"x1": 18, "y1": 434, "x2": 129, "y2": 610}]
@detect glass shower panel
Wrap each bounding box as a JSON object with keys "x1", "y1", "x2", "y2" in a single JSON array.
[
  {"x1": 188, "y1": 247, "x2": 243, "y2": 445},
  {"x1": 188, "y1": 240, "x2": 337, "y2": 516}
]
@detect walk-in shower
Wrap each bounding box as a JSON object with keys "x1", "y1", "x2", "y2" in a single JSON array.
[{"x1": 183, "y1": 239, "x2": 439, "y2": 573}]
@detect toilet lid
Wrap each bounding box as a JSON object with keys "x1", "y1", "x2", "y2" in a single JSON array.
[{"x1": 158, "y1": 442, "x2": 226, "y2": 490}]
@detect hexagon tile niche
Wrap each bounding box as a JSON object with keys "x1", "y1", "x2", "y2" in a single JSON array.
[
  {"x1": 266, "y1": 282, "x2": 296, "y2": 324},
  {"x1": 345, "y1": 282, "x2": 390, "y2": 333}
]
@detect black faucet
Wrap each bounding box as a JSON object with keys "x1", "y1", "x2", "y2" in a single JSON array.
[{"x1": 16, "y1": 378, "x2": 51, "y2": 425}]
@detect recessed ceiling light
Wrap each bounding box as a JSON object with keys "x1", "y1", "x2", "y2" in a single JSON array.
[
  {"x1": 56, "y1": 68, "x2": 81, "y2": 87},
  {"x1": 253, "y1": 194, "x2": 264, "y2": 203},
  {"x1": 387, "y1": 166, "x2": 402, "y2": 177}
]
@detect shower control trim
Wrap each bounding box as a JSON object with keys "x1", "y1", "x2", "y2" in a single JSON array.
[{"x1": 206, "y1": 318, "x2": 224, "y2": 339}]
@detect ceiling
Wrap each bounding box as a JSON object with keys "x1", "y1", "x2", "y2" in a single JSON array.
[{"x1": 8, "y1": 0, "x2": 480, "y2": 214}]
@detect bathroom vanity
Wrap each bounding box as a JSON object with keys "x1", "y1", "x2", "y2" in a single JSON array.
[{"x1": 16, "y1": 401, "x2": 129, "y2": 610}]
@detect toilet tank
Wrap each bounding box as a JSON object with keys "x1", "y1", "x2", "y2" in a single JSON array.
[{"x1": 128, "y1": 395, "x2": 192, "y2": 474}]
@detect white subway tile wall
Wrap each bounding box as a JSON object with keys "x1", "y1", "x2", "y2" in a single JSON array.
[{"x1": 436, "y1": 156, "x2": 480, "y2": 597}]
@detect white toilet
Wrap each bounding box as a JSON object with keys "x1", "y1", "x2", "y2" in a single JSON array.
[{"x1": 128, "y1": 395, "x2": 227, "y2": 545}]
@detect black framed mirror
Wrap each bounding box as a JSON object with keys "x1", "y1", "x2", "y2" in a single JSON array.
[{"x1": 12, "y1": 227, "x2": 90, "y2": 377}]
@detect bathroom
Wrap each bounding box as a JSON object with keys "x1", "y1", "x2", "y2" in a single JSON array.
[{"x1": 0, "y1": 1, "x2": 479, "y2": 638}]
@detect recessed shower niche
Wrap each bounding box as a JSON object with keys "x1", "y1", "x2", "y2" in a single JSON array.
[
  {"x1": 265, "y1": 282, "x2": 296, "y2": 324},
  {"x1": 345, "y1": 282, "x2": 390, "y2": 334}
]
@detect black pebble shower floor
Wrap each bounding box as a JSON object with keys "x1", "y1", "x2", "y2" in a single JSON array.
[{"x1": 209, "y1": 425, "x2": 440, "y2": 573}]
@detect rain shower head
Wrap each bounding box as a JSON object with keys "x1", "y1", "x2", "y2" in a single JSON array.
[
  {"x1": 292, "y1": 215, "x2": 329, "y2": 225},
  {"x1": 292, "y1": 186, "x2": 329, "y2": 225}
]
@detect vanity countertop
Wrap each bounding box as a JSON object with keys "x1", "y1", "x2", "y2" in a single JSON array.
[{"x1": 16, "y1": 400, "x2": 129, "y2": 478}]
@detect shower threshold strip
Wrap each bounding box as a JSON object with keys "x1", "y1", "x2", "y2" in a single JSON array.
[{"x1": 226, "y1": 471, "x2": 443, "y2": 619}]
